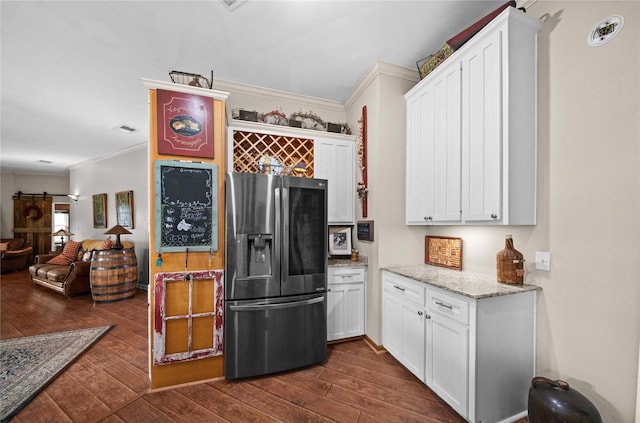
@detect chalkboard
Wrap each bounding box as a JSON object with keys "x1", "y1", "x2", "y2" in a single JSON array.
[{"x1": 154, "y1": 160, "x2": 218, "y2": 252}]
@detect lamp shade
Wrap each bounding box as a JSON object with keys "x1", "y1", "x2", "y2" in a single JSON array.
[
  {"x1": 104, "y1": 225, "x2": 132, "y2": 250},
  {"x1": 51, "y1": 229, "x2": 73, "y2": 237}
]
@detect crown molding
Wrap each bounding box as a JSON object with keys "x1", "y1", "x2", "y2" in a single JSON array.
[
  {"x1": 212, "y1": 79, "x2": 346, "y2": 113},
  {"x1": 344, "y1": 60, "x2": 419, "y2": 110},
  {"x1": 69, "y1": 143, "x2": 147, "y2": 171}
]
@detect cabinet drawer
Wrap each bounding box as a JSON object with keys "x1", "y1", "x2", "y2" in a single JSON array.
[
  {"x1": 427, "y1": 289, "x2": 469, "y2": 325},
  {"x1": 382, "y1": 272, "x2": 426, "y2": 307},
  {"x1": 329, "y1": 267, "x2": 365, "y2": 284}
]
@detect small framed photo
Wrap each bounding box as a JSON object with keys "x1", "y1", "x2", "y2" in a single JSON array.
[
  {"x1": 92, "y1": 193, "x2": 107, "y2": 228},
  {"x1": 116, "y1": 190, "x2": 134, "y2": 229},
  {"x1": 329, "y1": 226, "x2": 352, "y2": 257}
]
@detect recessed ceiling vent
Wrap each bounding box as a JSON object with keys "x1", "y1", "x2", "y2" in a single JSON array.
[
  {"x1": 119, "y1": 125, "x2": 137, "y2": 134},
  {"x1": 220, "y1": 0, "x2": 246, "y2": 11}
]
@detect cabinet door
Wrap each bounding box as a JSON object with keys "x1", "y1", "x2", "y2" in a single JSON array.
[
  {"x1": 432, "y1": 65, "x2": 462, "y2": 222},
  {"x1": 461, "y1": 29, "x2": 503, "y2": 223},
  {"x1": 405, "y1": 93, "x2": 431, "y2": 224},
  {"x1": 406, "y1": 64, "x2": 462, "y2": 224},
  {"x1": 401, "y1": 300, "x2": 426, "y2": 380},
  {"x1": 426, "y1": 312, "x2": 469, "y2": 419},
  {"x1": 382, "y1": 291, "x2": 404, "y2": 359},
  {"x1": 327, "y1": 282, "x2": 364, "y2": 341},
  {"x1": 315, "y1": 138, "x2": 355, "y2": 224}
]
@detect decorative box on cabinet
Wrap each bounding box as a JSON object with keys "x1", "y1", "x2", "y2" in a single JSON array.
[
  {"x1": 405, "y1": 7, "x2": 543, "y2": 225},
  {"x1": 381, "y1": 269, "x2": 537, "y2": 423},
  {"x1": 327, "y1": 266, "x2": 365, "y2": 341}
]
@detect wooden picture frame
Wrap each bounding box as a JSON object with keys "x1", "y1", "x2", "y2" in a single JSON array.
[
  {"x1": 115, "y1": 190, "x2": 134, "y2": 229},
  {"x1": 92, "y1": 193, "x2": 107, "y2": 228},
  {"x1": 329, "y1": 226, "x2": 352, "y2": 257}
]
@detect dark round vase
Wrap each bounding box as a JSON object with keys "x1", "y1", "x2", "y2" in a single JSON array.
[{"x1": 528, "y1": 377, "x2": 602, "y2": 423}]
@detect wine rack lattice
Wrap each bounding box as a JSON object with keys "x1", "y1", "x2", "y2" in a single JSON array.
[{"x1": 233, "y1": 131, "x2": 314, "y2": 177}]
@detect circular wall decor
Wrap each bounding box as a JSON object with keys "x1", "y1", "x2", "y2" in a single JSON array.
[
  {"x1": 22, "y1": 205, "x2": 43, "y2": 220},
  {"x1": 588, "y1": 16, "x2": 624, "y2": 47}
]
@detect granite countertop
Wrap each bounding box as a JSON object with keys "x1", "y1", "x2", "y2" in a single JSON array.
[
  {"x1": 328, "y1": 256, "x2": 368, "y2": 268},
  {"x1": 383, "y1": 263, "x2": 540, "y2": 299}
]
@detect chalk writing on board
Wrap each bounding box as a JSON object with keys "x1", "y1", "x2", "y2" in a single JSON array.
[{"x1": 154, "y1": 161, "x2": 218, "y2": 252}]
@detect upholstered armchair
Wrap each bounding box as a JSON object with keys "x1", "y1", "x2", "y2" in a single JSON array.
[{"x1": 0, "y1": 238, "x2": 33, "y2": 273}]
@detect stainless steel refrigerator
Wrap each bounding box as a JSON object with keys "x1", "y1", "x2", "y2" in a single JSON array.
[{"x1": 224, "y1": 172, "x2": 328, "y2": 379}]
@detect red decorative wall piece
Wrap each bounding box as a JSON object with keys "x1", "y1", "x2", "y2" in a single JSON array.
[
  {"x1": 156, "y1": 89, "x2": 214, "y2": 158},
  {"x1": 357, "y1": 106, "x2": 368, "y2": 218}
]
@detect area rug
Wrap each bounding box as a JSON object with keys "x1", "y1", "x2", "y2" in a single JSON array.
[{"x1": 0, "y1": 326, "x2": 112, "y2": 422}]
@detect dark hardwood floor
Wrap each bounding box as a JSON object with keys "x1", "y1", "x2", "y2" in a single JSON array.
[{"x1": 2, "y1": 269, "x2": 475, "y2": 422}]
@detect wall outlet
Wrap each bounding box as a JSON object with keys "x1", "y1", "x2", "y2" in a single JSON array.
[{"x1": 535, "y1": 252, "x2": 551, "y2": 271}]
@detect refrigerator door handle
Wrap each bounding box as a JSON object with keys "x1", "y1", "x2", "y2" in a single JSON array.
[
  {"x1": 229, "y1": 296, "x2": 324, "y2": 311},
  {"x1": 281, "y1": 186, "x2": 289, "y2": 279},
  {"x1": 274, "y1": 185, "x2": 281, "y2": 279}
]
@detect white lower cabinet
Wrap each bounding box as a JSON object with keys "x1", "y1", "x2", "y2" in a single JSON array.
[
  {"x1": 327, "y1": 267, "x2": 365, "y2": 341},
  {"x1": 382, "y1": 270, "x2": 536, "y2": 423},
  {"x1": 382, "y1": 272, "x2": 427, "y2": 379},
  {"x1": 426, "y1": 305, "x2": 469, "y2": 418}
]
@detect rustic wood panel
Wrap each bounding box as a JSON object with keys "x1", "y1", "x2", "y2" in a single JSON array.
[
  {"x1": 147, "y1": 88, "x2": 226, "y2": 389},
  {"x1": 13, "y1": 195, "x2": 52, "y2": 257}
]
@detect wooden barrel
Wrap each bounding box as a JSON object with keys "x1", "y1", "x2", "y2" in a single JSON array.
[{"x1": 90, "y1": 248, "x2": 138, "y2": 302}]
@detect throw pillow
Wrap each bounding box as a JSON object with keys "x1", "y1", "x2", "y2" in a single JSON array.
[
  {"x1": 47, "y1": 254, "x2": 73, "y2": 266},
  {"x1": 82, "y1": 250, "x2": 93, "y2": 262},
  {"x1": 61, "y1": 240, "x2": 82, "y2": 260},
  {"x1": 99, "y1": 238, "x2": 113, "y2": 250}
]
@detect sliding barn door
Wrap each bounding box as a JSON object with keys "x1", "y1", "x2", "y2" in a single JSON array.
[{"x1": 13, "y1": 195, "x2": 53, "y2": 257}]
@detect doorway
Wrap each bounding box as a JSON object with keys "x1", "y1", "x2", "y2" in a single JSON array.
[{"x1": 52, "y1": 203, "x2": 70, "y2": 251}]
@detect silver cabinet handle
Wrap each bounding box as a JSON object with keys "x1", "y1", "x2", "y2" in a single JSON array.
[
  {"x1": 418, "y1": 311, "x2": 423, "y2": 316},
  {"x1": 425, "y1": 314, "x2": 431, "y2": 319},
  {"x1": 491, "y1": 213, "x2": 498, "y2": 219},
  {"x1": 435, "y1": 301, "x2": 453, "y2": 310},
  {"x1": 393, "y1": 285, "x2": 405, "y2": 291}
]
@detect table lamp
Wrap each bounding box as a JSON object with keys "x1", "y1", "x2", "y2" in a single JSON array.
[
  {"x1": 104, "y1": 225, "x2": 132, "y2": 250},
  {"x1": 51, "y1": 229, "x2": 73, "y2": 245}
]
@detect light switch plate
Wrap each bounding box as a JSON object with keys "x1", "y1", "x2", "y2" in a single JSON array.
[{"x1": 535, "y1": 252, "x2": 551, "y2": 271}]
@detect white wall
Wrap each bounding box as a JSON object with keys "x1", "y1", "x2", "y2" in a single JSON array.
[
  {"x1": 0, "y1": 171, "x2": 70, "y2": 238},
  {"x1": 344, "y1": 61, "x2": 421, "y2": 343},
  {"x1": 69, "y1": 145, "x2": 149, "y2": 283}
]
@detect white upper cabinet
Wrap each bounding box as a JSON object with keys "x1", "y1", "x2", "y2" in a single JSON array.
[
  {"x1": 405, "y1": 7, "x2": 542, "y2": 225},
  {"x1": 315, "y1": 137, "x2": 355, "y2": 225},
  {"x1": 406, "y1": 63, "x2": 462, "y2": 224}
]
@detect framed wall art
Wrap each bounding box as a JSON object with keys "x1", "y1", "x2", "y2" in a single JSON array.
[
  {"x1": 116, "y1": 190, "x2": 134, "y2": 229},
  {"x1": 156, "y1": 89, "x2": 214, "y2": 158},
  {"x1": 92, "y1": 193, "x2": 107, "y2": 228},
  {"x1": 329, "y1": 226, "x2": 352, "y2": 257}
]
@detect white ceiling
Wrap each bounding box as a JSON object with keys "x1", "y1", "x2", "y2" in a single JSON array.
[{"x1": 1, "y1": 0, "x2": 507, "y2": 174}]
